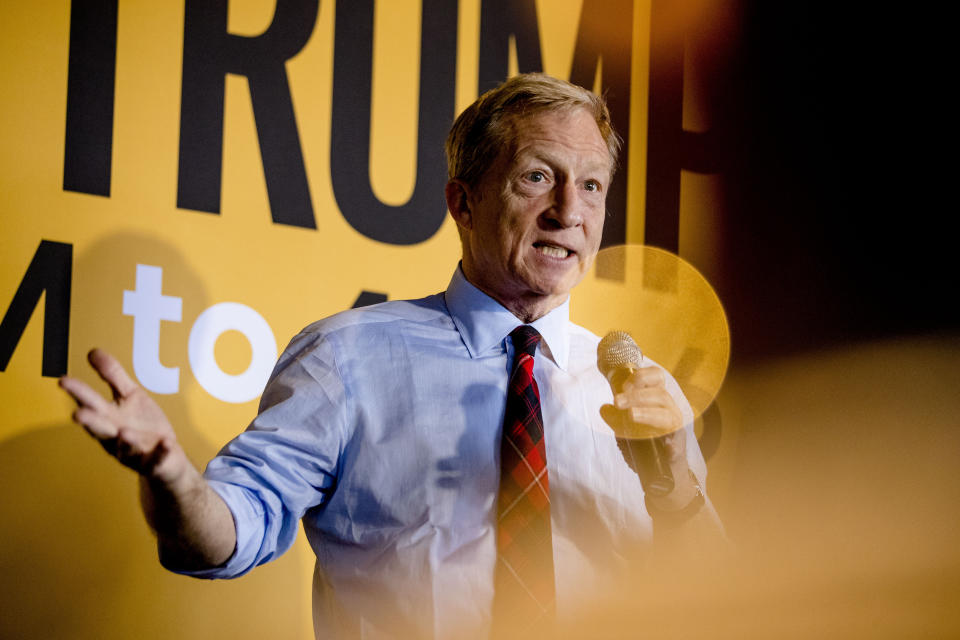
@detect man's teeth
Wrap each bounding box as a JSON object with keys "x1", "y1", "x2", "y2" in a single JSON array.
[{"x1": 536, "y1": 244, "x2": 570, "y2": 258}]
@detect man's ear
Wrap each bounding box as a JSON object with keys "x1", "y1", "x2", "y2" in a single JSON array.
[{"x1": 445, "y1": 180, "x2": 472, "y2": 231}]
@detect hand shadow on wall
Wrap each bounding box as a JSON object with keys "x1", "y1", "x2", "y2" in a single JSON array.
[{"x1": 0, "y1": 233, "x2": 306, "y2": 640}]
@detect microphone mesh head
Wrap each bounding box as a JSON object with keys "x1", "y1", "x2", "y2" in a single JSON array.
[{"x1": 597, "y1": 331, "x2": 643, "y2": 378}]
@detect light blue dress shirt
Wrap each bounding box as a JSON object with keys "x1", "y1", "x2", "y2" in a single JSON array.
[{"x1": 193, "y1": 267, "x2": 707, "y2": 639}]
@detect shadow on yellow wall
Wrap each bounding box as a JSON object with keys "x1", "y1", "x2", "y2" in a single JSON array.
[{"x1": 0, "y1": 233, "x2": 308, "y2": 639}]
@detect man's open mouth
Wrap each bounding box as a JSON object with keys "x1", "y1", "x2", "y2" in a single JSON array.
[{"x1": 534, "y1": 243, "x2": 571, "y2": 259}]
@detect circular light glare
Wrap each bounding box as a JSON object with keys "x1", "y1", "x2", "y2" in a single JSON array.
[{"x1": 572, "y1": 245, "x2": 730, "y2": 420}]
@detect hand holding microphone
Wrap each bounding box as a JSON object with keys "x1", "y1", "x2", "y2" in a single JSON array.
[{"x1": 597, "y1": 331, "x2": 686, "y2": 498}]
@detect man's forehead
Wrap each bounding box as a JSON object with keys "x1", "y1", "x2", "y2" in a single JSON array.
[
  {"x1": 502, "y1": 109, "x2": 612, "y2": 171},
  {"x1": 504, "y1": 106, "x2": 595, "y2": 136},
  {"x1": 512, "y1": 106, "x2": 606, "y2": 141}
]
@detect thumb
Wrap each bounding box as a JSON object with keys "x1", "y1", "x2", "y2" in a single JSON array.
[
  {"x1": 115, "y1": 427, "x2": 166, "y2": 475},
  {"x1": 600, "y1": 404, "x2": 622, "y2": 430}
]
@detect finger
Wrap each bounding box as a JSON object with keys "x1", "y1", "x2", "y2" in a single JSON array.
[
  {"x1": 629, "y1": 406, "x2": 682, "y2": 432},
  {"x1": 622, "y1": 366, "x2": 665, "y2": 392},
  {"x1": 615, "y1": 386, "x2": 675, "y2": 410},
  {"x1": 600, "y1": 404, "x2": 664, "y2": 439},
  {"x1": 88, "y1": 349, "x2": 139, "y2": 400},
  {"x1": 59, "y1": 376, "x2": 113, "y2": 413},
  {"x1": 73, "y1": 406, "x2": 120, "y2": 440}
]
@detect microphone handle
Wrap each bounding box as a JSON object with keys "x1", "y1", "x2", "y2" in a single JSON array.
[
  {"x1": 617, "y1": 435, "x2": 674, "y2": 497},
  {"x1": 610, "y1": 367, "x2": 675, "y2": 497}
]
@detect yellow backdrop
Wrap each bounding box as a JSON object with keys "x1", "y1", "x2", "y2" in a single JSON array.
[{"x1": 0, "y1": 1, "x2": 733, "y2": 638}]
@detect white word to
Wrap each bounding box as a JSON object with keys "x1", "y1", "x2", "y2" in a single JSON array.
[{"x1": 122, "y1": 265, "x2": 276, "y2": 403}]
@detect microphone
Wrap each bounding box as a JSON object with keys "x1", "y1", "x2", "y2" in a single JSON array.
[{"x1": 597, "y1": 331, "x2": 674, "y2": 497}]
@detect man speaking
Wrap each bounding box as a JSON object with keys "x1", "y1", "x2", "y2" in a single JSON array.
[{"x1": 60, "y1": 74, "x2": 721, "y2": 639}]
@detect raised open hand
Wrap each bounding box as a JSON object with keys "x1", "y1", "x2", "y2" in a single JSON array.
[
  {"x1": 59, "y1": 349, "x2": 189, "y2": 487},
  {"x1": 60, "y1": 349, "x2": 235, "y2": 568}
]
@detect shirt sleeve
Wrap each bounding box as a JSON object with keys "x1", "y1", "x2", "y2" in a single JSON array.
[
  {"x1": 660, "y1": 366, "x2": 708, "y2": 484},
  {"x1": 179, "y1": 328, "x2": 347, "y2": 579},
  {"x1": 661, "y1": 365, "x2": 726, "y2": 535}
]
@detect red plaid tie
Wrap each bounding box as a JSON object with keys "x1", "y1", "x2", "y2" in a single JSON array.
[{"x1": 492, "y1": 325, "x2": 555, "y2": 632}]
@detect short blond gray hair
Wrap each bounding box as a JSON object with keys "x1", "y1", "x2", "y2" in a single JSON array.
[{"x1": 445, "y1": 73, "x2": 621, "y2": 187}]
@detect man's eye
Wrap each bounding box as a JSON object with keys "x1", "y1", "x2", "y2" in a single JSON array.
[
  {"x1": 584, "y1": 180, "x2": 601, "y2": 192},
  {"x1": 527, "y1": 171, "x2": 545, "y2": 182}
]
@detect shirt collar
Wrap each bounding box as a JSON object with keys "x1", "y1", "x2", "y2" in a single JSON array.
[{"x1": 444, "y1": 265, "x2": 570, "y2": 371}]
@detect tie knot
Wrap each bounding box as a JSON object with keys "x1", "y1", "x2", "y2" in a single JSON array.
[{"x1": 510, "y1": 325, "x2": 541, "y2": 358}]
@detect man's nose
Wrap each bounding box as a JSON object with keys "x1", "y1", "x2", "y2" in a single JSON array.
[{"x1": 543, "y1": 181, "x2": 583, "y2": 228}]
